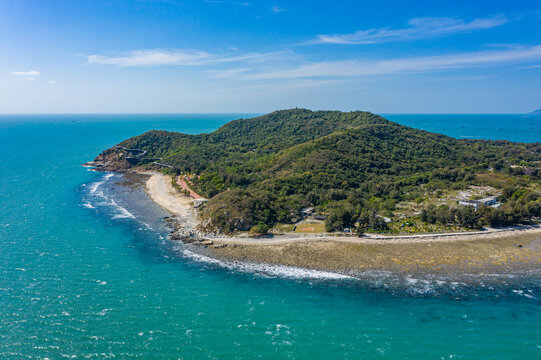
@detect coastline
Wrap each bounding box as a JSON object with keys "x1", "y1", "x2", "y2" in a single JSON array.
[{"x1": 140, "y1": 171, "x2": 541, "y2": 275}]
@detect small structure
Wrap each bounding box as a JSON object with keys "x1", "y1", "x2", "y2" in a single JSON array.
[
  {"x1": 301, "y1": 207, "x2": 315, "y2": 217},
  {"x1": 459, "y1": 196, "x2": 500, "y2": 210}
]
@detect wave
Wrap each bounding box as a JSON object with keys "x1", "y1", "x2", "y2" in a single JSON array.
[
  {"x1": 87, "y1": 173, "x2": 113, "y2": 196},
  {"x1": 83, "y1": 173, "x2": 135, "y2": 220},
  {"x1": 181, "y1": 249, "x2": 353, "y2": 280},
  {"x1": 82, "y1": 202, "x2": 95, "y2": 209},
  {"x1": 81, "y1": 172, "x2": 160, "y2": 235},
  {"x1": 109, "y1": 199, "x2": 136, "y2": 219},
  {"x1": 351, "y1": 269, "x2": 541, "y2": 298}
]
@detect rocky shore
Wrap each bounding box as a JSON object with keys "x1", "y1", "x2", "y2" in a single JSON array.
[{"x1": 207, "y1": 233, "x2": 541, "y2": 276}]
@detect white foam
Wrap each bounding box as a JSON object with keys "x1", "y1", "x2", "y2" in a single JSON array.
[
  {"x1": 110, "y1": 199, "x2": 136, "y2": 219},
  {"x1": 82, "y1": 202, "x2": 95, "y2": 209},
  {"x1": 88, "y1": 181, "x2": 102, "y2": 195},
  {"x1": 512, "y1": 289, "x2": 535, "y2": 299},
  {"x1": 181, "y1": 249, "x2": 353, "y2": 280},
  {"x1": 88, "y1": 173, "x2": 114, "y2": 195},
  {"x1": 85, "y1": 173, "x2": 140, "y2": 221},
  {"x1": 404, "y1": 277, "x2": 437, "y2": 295},
  {"x1": 97, "y1": 308, "x2": 112, "y2": 316}
]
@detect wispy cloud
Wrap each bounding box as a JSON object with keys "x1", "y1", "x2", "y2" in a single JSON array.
[
  {"x1": 87, "y1": 49, "x2": 286, "y2": 67},
  {"x1": 206, "y1": 68, "x2": 252, "y2": 78},
  {"x1": 134, "y1": 0, "x2": 184, "y2": 5},
  {"x1": 88, "y1": 50, "x2": 211, "y2": 66},
  {"x1": 313, "y1": 15, "x2": 509, "y2": 44},
  {"x1": 10, "y1": 70, "x2": 40, "y2": 80},
  {"x1": 520, "y1": 64, "x2": 541, "y2": 69},
  {"x1": 271, "y1": 6, "x2": 286, "y2": 13},
  {"x1": 243, "y1": 44, "x2": 541, "y2": 80},
  {"x1": 11, "y1": 70, "x2": 40, "y2": 76},
  {"x1": 204, "y1": 0, "x2": 249, "y2": 6},
  {"x1": 49, "y1": 80, "x2": 58, "y2": 85}
]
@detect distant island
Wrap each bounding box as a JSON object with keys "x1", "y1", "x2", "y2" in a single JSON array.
[{"x1": 529, "y1": 109, "x2": 541, "y2": 115}]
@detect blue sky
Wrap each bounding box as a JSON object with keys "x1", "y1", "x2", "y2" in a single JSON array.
[{"x1": 1, "y1": 0, "x2": 541, "y2": 113}]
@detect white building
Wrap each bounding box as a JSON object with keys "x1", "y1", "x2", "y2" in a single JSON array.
[{"x1": 459, "y1": 196, "x2": 500, "y2": 210}]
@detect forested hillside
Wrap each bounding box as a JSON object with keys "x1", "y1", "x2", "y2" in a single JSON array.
[{"x1": 94, "y1": 109, "x2": 541, "y2": 234}]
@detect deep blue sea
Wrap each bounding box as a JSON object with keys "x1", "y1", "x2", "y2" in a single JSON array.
[{"x1": 0, "y1": 114, "x2": 540, "y2": 359}]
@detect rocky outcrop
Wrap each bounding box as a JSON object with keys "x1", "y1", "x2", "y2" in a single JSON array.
[{"x1": 84, "y1": 147, "x2": 136, "y2": 171}]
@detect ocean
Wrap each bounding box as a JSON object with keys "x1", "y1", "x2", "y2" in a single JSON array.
[{"x1": 0, "y1": 113, "x2": 540, "y2": 359}]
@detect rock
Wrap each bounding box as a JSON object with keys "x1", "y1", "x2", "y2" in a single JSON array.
[{"x1": 201, "y1": 240, "x2": 214, "y2": 246}]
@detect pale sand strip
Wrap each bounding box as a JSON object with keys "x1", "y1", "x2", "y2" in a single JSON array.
[{"x1": 144, "y1": 172, "x2": 193, "y2": 217}]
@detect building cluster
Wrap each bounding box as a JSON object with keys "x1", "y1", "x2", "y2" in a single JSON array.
[{"x1": 458, "y1": 196, "x2": 500, "y2": 210}]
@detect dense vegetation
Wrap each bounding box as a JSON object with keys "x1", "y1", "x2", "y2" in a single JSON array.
[{"x1": 99, "y1": 109, "x2": 541, "y2": 234}]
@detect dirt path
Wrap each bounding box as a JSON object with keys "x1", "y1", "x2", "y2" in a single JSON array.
[
  {"x1": 213, "y1": 225, "x2": 541, "y2": 246},
  {"x1": 176, "y1": 175, "x2": 205, "y2": 199}
]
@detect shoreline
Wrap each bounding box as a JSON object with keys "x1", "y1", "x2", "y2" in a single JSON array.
[{"x1": 141, "y1": 171, "x2": 541, "y2": 275}]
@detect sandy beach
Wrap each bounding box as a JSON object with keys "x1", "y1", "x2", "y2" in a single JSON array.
[
  {"x1": 144, "y1": 171, "x2": 193, "y2": 216},
  {"x1": 141, "y1": 171, "x2": 541, "y2": 274}
]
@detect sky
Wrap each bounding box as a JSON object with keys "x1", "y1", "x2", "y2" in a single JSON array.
[{"x1": 1, "y1": 0, "x2": 541, "y2": 113}]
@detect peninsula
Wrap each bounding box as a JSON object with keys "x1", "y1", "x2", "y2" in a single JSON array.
[{"x1": 89, "y1": 109, "x2": 541, "y2": 273}]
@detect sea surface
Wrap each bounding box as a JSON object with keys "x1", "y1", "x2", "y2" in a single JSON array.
[{"x1": 0, "y1": 113, "x2": 540, "y2": 359}]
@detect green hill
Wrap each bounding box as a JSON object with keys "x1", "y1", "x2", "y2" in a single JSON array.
[{"x1": 94, "y1": 109, "x2": 541, "y2": 234}]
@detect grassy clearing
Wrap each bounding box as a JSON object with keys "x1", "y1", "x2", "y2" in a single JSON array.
[
  {"x1": 271, "y1": 221, "x2": 327, "y2": 234},
  {"x1": 272, "y1": 224, "x2": 296, "y2": 233},
  {"x1": 386, "y1": 218, "x2": 466, "y2": 234}
]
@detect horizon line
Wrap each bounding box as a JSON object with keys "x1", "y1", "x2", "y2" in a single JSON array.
[{"x1": 0, "y1": 111, "x2": 538, "y2": 116}]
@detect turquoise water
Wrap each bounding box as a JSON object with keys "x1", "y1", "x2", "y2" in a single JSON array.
[{"x1": 0, "y1": 114, "x2": 540, "y2": 359}]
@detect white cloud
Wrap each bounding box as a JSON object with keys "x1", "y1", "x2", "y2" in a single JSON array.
[
  {"x1": 313, "y1": 15, "x2": 509, "y2": 44},
  {"x1": 88, "y1": 49, "x2": 212, "y2": 67},
  {"x1": 271, "y1": 6, "x2": 286, "y2": 13},
  {"x1": 206, "y1": 68, "x2": 252, "y2": 78},
  {"x1": 520, "y1": 64, "x2": 541, "y2": 69},
  {"x1": 11, "y1": 70, "x2": 40, "y2": 77},
  {"x1": 243, "y1": 44, "x2": 541, "y2": 80},
  {"x1": 87, "y1": 49, "x2": 282, "y2": 67},
  {"x1": 49, "y1": 80, "x2": 58, "y2": 85},
  {"x1": 204, "y1": 0, "x2": 250, "y2": 6}
]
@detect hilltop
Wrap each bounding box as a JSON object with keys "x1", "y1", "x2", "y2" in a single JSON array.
[{"x1": 92, "y1": 109, "x2": 541, "y2": 235}]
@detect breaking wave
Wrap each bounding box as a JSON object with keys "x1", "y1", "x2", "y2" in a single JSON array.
[
  {"x1": 82, "y1": 173, "x2": 137, "y2": 221},
  {"x1": 181, "y1": 249, "x2": 353, "y2": 280}
]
